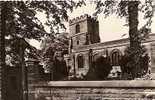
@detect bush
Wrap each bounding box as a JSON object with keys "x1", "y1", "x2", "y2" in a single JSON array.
[
  {"x1": 120, "y1": 46, "x2": 149, "y2": 79},
  {"x1": 85, "y1": 56, "x2": 112, "y2": 80}
]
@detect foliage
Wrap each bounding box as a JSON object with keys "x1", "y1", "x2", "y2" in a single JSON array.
[
  {"x1": 40, "y1": 32, "x2": 69, "y2": 73},
  {"x1": 93, "y1": 0, "x2": 154, "y2": 28},
  {"x1": 4, "y1": 2, "x2": 46, "y2": 40},
  {"x1": 41, "y1": 32, "x2": 69, "y2": 57},
  {"x1": 2, "y1": 1, "x2": 80, "y2": 67},
  {"x1": 52, "y1": 54, "x2": 68, "y2": 81},
  {"x1": 91, "y1": 0, "x2": 154, "y2": 78},
  {"x1": 5, "y1": 1, "x2": 84, "y2": 39},
  {"x1": 3, "y1": 1, "x2": 46, "y2": 66},
  {"x1": 2, "y1": 0, "x2": 155, "y2": 79},
  {"x1": 29, "y1": 1, "x2": 85, "y2": 33},
  {"x1": 85, "y1": 56, "x2": 112, "y2": 80},
  {"x1": 5, "y1": 36, "x2": 41, "y2": 66},
  {"x1": 71, "y1": 0, "x2": 154, "y2": 79},
  {"x1": 120, "y1": 46, "x2": 150, "y2": 79}
]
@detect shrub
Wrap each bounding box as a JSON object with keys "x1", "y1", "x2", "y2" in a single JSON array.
[
  {"x1": 120, "y1": 46, "x2": 149, "y2": 79},
  {"x1": 85, "y1": 56, "x2": 112, "y2": 80}
]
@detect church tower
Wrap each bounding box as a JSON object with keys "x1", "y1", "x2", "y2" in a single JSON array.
[{"x1": 69, "y1": 14, "x2": 100, "y2": 50}]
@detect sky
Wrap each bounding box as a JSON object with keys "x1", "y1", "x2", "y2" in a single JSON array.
[{"x1": 30, "y1": 1, "x2": 155, "y2": 49}]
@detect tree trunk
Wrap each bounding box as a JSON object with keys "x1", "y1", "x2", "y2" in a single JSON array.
[
  {"x1": 128, "y1": 1, "x2": 141, "y2": 78},
  {"x1": 0, "y1": 2, "x2": 7, "y2": 100},
  {"x1": 128, "y1": 1, "x2": 139, "y2": 48}
]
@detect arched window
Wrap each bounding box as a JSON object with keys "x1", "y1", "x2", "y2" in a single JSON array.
[
  {"x1": 76, "y1": 24, "x2": 80, "y2": 33},
  {"x1": 77, "y1": 54, "x2": 84, "y2": 68},
  {"x1": 111, "y1": 49, "x2": 121, "y2": 66}
]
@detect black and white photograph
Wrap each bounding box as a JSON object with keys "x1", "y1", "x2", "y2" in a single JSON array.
[{"x1": 1, "y1": 0, "x2": 155, "y2": 100}]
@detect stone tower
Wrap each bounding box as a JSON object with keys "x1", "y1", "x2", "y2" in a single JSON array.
[{"x1": 69, "y1": 14, "x2": 100, "y2": 50}]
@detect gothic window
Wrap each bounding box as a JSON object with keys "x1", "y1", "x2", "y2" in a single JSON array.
[
  {"x1": 76, "y1": 24, "x2": 80, "y2": 33},
  {"x1": 77, "y1": 54, "x2": 84, "y2": 68},
  {"x1": 111, "y1": 50, "x2": 121, "y2": 66}
]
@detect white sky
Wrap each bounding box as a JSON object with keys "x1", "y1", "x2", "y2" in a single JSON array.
[
  {"x1": 68, "y1": 2, "x2": 155, "y2": 42},
  {"x1": 30, "y1": 1, "x2": 155, "y2": 49}
]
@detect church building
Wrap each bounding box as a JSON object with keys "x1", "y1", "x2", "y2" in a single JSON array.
[{"x1": 65, "y1": 14, "x2": 155, "y2": 78}]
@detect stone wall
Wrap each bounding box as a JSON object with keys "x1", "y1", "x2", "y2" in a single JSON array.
[
  {"x1": 151, "y1": 43, "x2": 155, "y2": 77},
  {"x1": 72, "y1": 33, "x2": 87, "y2": 47},
  {"x1": 28, "y1": 81, "x2": 155, "y2": 100}
]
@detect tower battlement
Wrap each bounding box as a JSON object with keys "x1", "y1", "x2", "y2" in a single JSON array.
[
  {"x1": 69, "y1": 14, "x2": 97, "y2": 25},
  {"x1": 69, "y1": 14, "x2": 100, "y2": 48}
]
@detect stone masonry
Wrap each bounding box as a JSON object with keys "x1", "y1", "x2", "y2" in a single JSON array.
[{"x1": 29, "y1": 81, "x2": 155, "y2": 100}]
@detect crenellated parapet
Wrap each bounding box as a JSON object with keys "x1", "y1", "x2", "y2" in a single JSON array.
[
  {"x1": 69, "y1": 14, "x2": 100, "y2": 49},
  {"x1": 69, "y1": 14, "x2": 97, "y2": 25}
]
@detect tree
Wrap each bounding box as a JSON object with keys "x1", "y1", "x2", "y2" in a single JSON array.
[
  {"x1": 1, "y1": 2, "x2": 7, "y2": 100},
  {"x1": 92, "y1": 0, "x2": 154, "y2": 78},
  {"x1": 0, "y1": 1, "x2": 83, "y2": 99},
  {"x1": 120, "y1": 45, "x2": 150, "y2": 79},
  {"x1": 85, "y1": 56, "x2": 112, "y2": 80},
  {"x1": 0, "y1": 0, "x2": 81, "y2": 74},
  {"x1": 40, "y1": 32, "x2": 69, "y2": 73},
  {"x1": 52, "y1": 50, "x2": 68, "y2": 81},
  {"x1": 3, "y1": 1, "x2": 84, "y2": 67}
]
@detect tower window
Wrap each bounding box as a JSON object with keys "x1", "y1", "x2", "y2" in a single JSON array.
[{"x1": 76, "y1": 24, "x2": 80, "y2": 33}]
